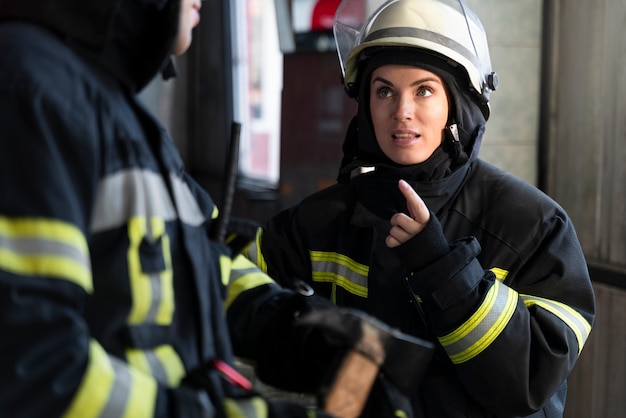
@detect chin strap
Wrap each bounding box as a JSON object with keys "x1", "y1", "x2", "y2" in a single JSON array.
[{"x1": 445, "y1": 123, "x2": 468, "y2": 165}]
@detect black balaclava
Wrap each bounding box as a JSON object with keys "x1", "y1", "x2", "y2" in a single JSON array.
[
  {"x1": 0, "y1": 0, "x2": 181, "y2": 92},
  {"x1": 337, "y1": 47, "x2": 487, "y2": 184}
]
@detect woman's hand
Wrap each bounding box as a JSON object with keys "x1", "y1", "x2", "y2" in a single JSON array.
[{"x1": 386, "y1": 179, "x2": 430, "y2": 248}]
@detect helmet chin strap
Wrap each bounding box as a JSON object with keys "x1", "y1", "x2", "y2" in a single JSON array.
[{"x1": 445, "y1": 124, "x2": 468, "y2": 165}]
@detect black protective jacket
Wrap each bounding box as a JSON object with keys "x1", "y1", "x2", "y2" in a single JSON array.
[
  {"x1": 246, "y1": 46, "x2": 595, "y2": 417},
  {"x1": 248, "y1": 155, "x2": 595, "y2": 417}
]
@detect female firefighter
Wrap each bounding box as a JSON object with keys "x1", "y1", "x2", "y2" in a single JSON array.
[
  {"x1": 243, "y1": 0, "x2": 596, "y2": 416},
  {"x1": 0, "y1": 0, "x2": 366, "y2": 416}
]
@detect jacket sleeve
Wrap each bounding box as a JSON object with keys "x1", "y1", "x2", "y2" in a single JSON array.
[{"x1": 403, "y1": 206, "x2": 595, "y2": 415}]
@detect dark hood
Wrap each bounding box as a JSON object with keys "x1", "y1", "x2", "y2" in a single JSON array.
[
  {"x1": 0, "y1": 0, "x2": 180, "y2": 92},
  {"x1": 337, "y1": 47, "x2": 487, "y2": 184}
]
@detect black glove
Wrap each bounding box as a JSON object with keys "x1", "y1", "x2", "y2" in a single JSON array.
[
  {"x1": 252, "y1": 292, "x2": 354, "y2": 394},
  {"x1": 360, "y1": 375, "x2": 416, "y2": 418}
]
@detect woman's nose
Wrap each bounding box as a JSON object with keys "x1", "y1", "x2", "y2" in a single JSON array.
[{"x1": 393, "y1": 93, "x2": 413, "y2": 120}]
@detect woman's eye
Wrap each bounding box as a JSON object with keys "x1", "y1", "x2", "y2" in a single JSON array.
[
  {"x1": 417, "y1": 87, "x2": 433, "y2": 97},
  {"x1": 377, "y1": 87, "x2": 393, "y2": 98}
]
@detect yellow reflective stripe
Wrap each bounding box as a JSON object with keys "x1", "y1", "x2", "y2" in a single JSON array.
[
  {"x1": 439, "y1": 280, "x2": 518, "y2": 364},
  {"x1": 224, "y1": 255, "x2": 274, "y2": 310},
  {"x1": 153, "y1": 219, "x2": 174, "y2": 324},
  {"x1": 153, "y1": 345, "x2": 186, "y2": 386},
  {"x1": 220, "y1": 254, "x2": 231, "y2": 286},
  {"x1": 244, "y1": 229, "x2": 268, "y2": 273},
  {"x1": 212, "y1": 205, "x2": 220, "y2": 220},
  {"x1": 126, "y1": 345, "x2": 185, "y2": 387},
  {"x1": 63, "y1": 340, "x2": 157, "y2": 418},
  {"x1": 310, "y1": 251, "x2": 369, "y2": 275},
  {"x1": 310, "y1": 251, "x2": 368, "y2": 298},
  {"x1": 490, "y1": 267, "x2": 508, "y2": 281},
  {"x1": 0, "y1": 216, "x2": 92, "y2": 292},
  {"x1": 126, "y1": 217, "x2": 174, "y2": 325},
  {"x1": 223, "y1": 396, "x2": 267, "y2": 418},
  {"x1": 312, "y1": 271, "x2": 368, "y2": 298},
  {"x1": 127, "y1": 217, "x2": 153, "y2": 324},
  {"x1": 63, "y1": 341, "x2": 115, "y2": 418},
  {"x1": 521, "y1": 294, "x2": 592, "y2": 354}
]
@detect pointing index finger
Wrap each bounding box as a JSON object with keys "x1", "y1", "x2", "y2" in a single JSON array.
[{"x1": 398, "y1": 179, "x2": 430, "y2": 224}]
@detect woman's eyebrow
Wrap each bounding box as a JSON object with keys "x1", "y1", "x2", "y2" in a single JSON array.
[{"x1": 371, "y1": 76, "x2": 441, "y2": 87}]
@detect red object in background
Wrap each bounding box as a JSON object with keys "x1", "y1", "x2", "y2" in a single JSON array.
[{"x1": 311, "y1": 0, "x2": 341, "y2": 31}]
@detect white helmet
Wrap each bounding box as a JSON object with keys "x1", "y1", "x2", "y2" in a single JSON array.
[{"x1": 333, "y1": 0, "x2": 497, "y2": 111}]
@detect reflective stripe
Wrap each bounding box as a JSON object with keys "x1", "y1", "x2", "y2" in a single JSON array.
[
  {"x1": 490, "y1": 267, "x2": 508, "y2": 281},
  {"x1": 0, "y1": 216, "x2": 92, "y2": 292},
  {"x1": 153, "y1": 345, "x2": 186, "y2": 386},
  {"x1": 521, "y1": 294, "x2": 592, "y2": 354},
  {"x1": 220, "y1": 254, "x2": 231, "y2": 286},
  {"x1": 364, "y1": 26, "x2": 482, "y2": 77},
  {"x1": 224, "y1": 255, "x2": 275, "y2": 310},
  {"x1": 439, "y1": 280, "x2": 517, "y2": 364},
  {"x1": 62, "y1": 340, "x2": 157, "y2": 418},
  {"x1": 124, "y1": 216, "x2": 181, "y2": 387},
  {"x1": 126, "y1": 345, "x2": 185, "y2": 387},
  {"x1": 310, "y1": 251, "x2": 368, "y2": 298},
  {"x1": 127, "y1": 217, "x2": 174, "y2": 325},
  {"x1": 244, "y1": 230, "x2": 268, "y2": 273},
  {"x1": 90, "y1": 169, "x2": 205, "y2": 233},
  {"x1": 223, "y1": 396, "x2": 267, "y2": 418}
]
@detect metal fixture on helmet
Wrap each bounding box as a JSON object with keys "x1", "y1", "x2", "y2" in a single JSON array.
[{"x1": 333, "y1": 0, "x2": 498, "y2": 116}]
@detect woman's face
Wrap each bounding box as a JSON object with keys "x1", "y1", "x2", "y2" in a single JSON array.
[
  {"x1": 173, "y1": 0, "x2": 202, "y2": 55},
  {"x1": 369, "y1": 64, "x2": 449, "y2": 165}
]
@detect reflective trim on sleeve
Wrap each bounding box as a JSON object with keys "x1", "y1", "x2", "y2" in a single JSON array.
[
  {"x1": 310, "y1": 251, "x2": 368, "y2": 298},
  {"x1": 126, "y1": 345, "x2": 186, "y2": 387},
  {"x1": 490, "y1": 267, "x2": 508, "y2": 281},
  {"x1": 0, "y1": 216, "x2": 92, "y2": 292},
  {"x1": 220, "y1": 254, "x2": 231, "y2": 286},
  {"x1": 521, "y1": 294, "x2": 592, "y2": 354},
  {"x1": 438, "y1": 280, "x2": 518, "y2": 364},
  {"x1": 127, "y1": 217, "x2": 174, "y2": 326},
  {"x1": 223, "y1": 396, "x2": 268, "y2": 418},
  {"x1": 244, "y1": 230, "x2": 268, "y2": 273},
  {"x1": 90, "y1": 169, "x2": 206, "y2": 233},
  {"x1": 62, "y1": 340, "x2": 157, "y2": 418},
  {"x1": 224, "y1": 255, "x2": 275, "y2": 310}
]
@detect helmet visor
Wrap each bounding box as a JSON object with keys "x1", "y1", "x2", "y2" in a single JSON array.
[{"x1": 333, "y1": 0, "x2": 493, "y2": 97}]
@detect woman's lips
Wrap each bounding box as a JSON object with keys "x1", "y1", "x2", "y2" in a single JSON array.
[{"x1": 391, "y1": 130, "x2": 419, "y2": 144}]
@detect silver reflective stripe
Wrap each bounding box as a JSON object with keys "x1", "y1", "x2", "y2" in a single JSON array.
[
  {"x1": 439, "y1": 280, "x2": 517, "y2": 364},
  {"x1": 521, "y1": 294, "x2": 592, "y2": 354},
  {"x1": 90, "y1": 169, "x2": 205, "y2": 233},
  {"x1": 0, "y1": 234, "x2": 88, "y2": 266},
  {"x1": 364, "y1": 26, "x2": 482, "y2": 73},
  {"x1": 144, "y1": 272, "x2": 163, "y2": 323},
  {"x1": 99, "y1": 356, "x2": 132, "y2": 418},
  {"x1": 310, "y1": 251, "x2": 368, "y2": 298},
  {"x1": 169, "y1": 173, "x2": 206, "y2": 226},
  {"x1": 0, "y1": 216, "x2": 92, "y2": 291},
  {"x1": 227, "y1": 264, "x2": 262, "y2": 286},
  {"x1": 143, "y1": 350, "x2": 169, "y2": 385}
]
